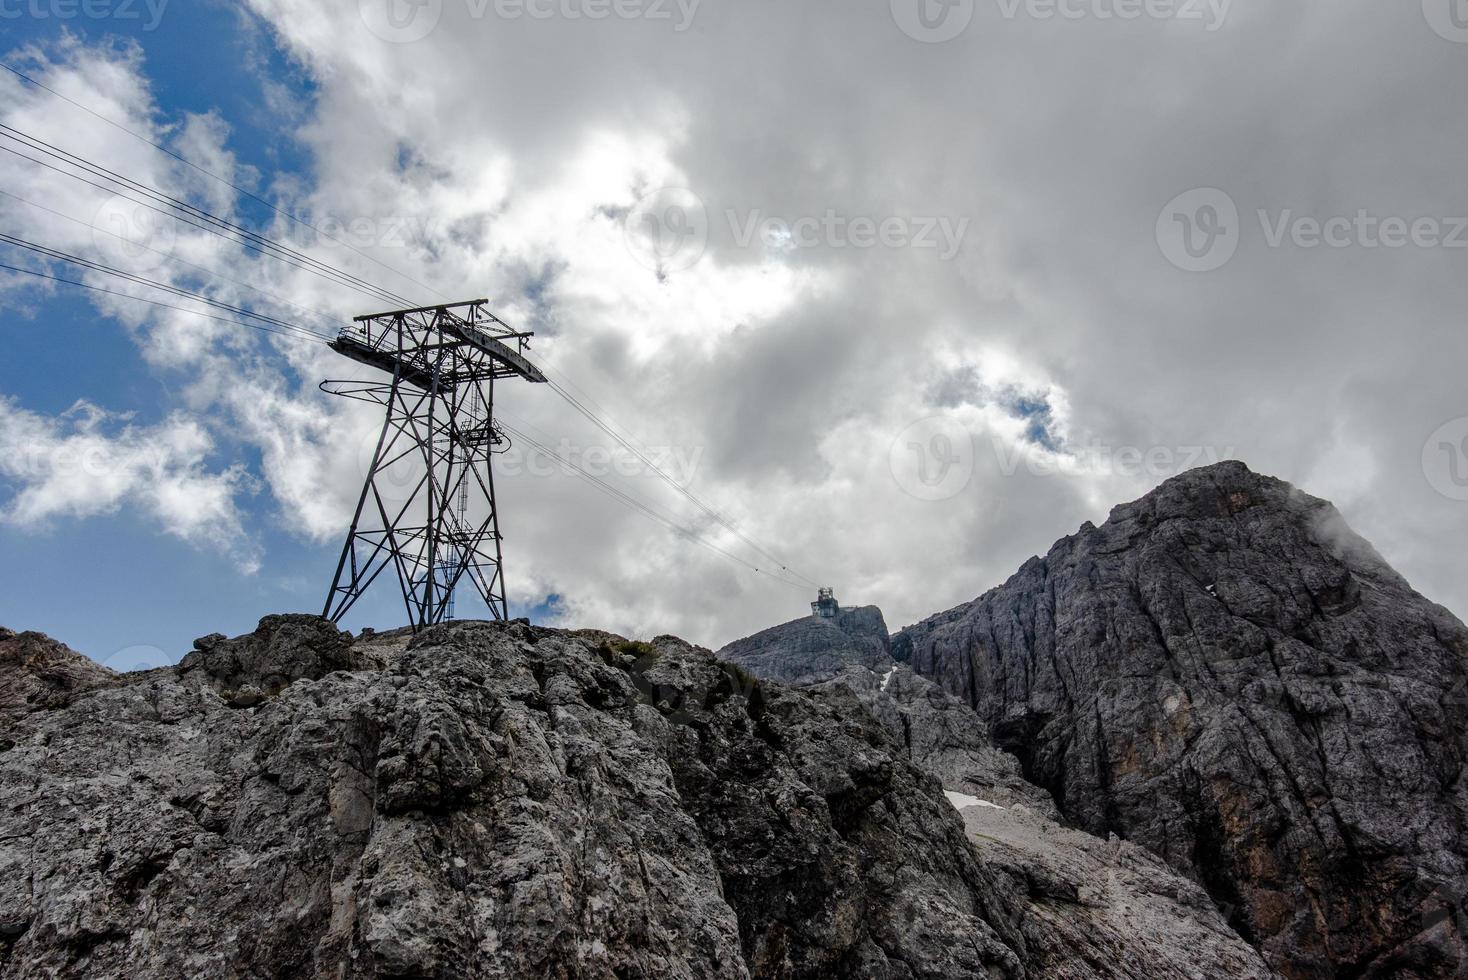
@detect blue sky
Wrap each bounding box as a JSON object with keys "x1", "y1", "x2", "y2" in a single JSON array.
[{"x1": 0, "y1": 6, "x2": 556, "y2": 662}]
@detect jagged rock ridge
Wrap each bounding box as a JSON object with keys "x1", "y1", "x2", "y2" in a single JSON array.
[
  {"x1": 1, "y1": 617, "x2": 1039, "y2": 978},
  {"x1": 0, "y1": 612, "x2": 1279, "y2": 979},
  {"x1": 717, "y1": 604, "x2": 892, "y2": 687},
  {"x1": 717, "y1": 609, "x2": 1270, "y2": 976},
  {"x1": 718, "y1": 608, "x2": 1056, "y2": 815},
  {"x1": 895, "y1": 461, "x2": 1468, "y2": 979}
]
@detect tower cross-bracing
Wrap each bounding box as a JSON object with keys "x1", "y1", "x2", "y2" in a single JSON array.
[{"x1": 321, "y1": 299, "x2": 546, "y2": 629}]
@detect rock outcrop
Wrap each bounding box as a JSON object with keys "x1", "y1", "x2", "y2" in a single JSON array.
[
  {"x1": 719, "y1": 609, "x2": 1275, "y2": 976},
  {"x1": 812, "y1": 665, "x2": 1059, "y2": 818},
  {"x1": 719, "y1": 609, "x2": 1055, "y2": 814},
  {"x1": 0, "y1": 613, "x2": 1277, "y2": 979},
  {"x1": 895, "y1": 461, "x2": 1468, "y2": 978},
  {"x1": 0, "y1": 629, "x2": 117, "y2": 722},
  {"x1": 717, "y1": 605, "x2": 892, "y2": 686},
  {"x1": 956, "y1": 800, "x2": 1271, "y2": 980}
]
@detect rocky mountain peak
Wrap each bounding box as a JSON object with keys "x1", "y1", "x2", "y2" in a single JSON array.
[
  {"x1": 3, "y1": 461, "x2": 1463, "y2": 978},
  {"x1": 896, "y1": 461, "x2": 1468, "y2": 977},
  {"x1": 717, "y1": 603, "x2": 892, "y2": 687}
]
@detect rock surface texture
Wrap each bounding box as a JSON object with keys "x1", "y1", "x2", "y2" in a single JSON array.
[
  {"x1": 721, "y1": 604, "x2": 1280, "y2": 978},
  {"x1": 0, "y1": 613, "x2": 1277, "y2": 979},
  {"x1": 0, "y1": 628, "x2": 117, "y2": 723},
  {"x1": 5, "y1": 460, "x2": 1461, "y2": 978},
  {"x1": 719, "y1": 608, "x2": 1056, "y2": 814},
  {"x1": 895, "y1": 461, "x2": 1468, "y2": 978},
  {"x1": 813, "y1": 665, "x2": 1060, "y2": 818},
  {"x1": 717, "y1": 605, "x2": 893, "y2": 687}
]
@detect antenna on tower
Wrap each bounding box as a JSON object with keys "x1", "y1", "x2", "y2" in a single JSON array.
[{"x1": 320, "y1": 299, "x2": 547, "y2": 629}]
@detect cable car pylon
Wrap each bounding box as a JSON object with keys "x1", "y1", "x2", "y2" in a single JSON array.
[{"x1": 320, "y1": 298, "x2": 547, "y2": 629}]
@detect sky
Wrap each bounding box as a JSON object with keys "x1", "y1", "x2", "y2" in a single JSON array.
[{"x1": 1, "y1": 0, "x2": 1467, "y2": 667}]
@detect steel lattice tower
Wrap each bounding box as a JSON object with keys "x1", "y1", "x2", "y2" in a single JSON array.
[{"x1": 321, "y1": 299, "x2": 546, "y2": 629}]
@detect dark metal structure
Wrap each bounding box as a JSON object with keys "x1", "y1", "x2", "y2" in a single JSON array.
[
  {"x1": 321, "y1": 299, "x2": 546, "y2": 629},
  {"x1": 811, "y1": 587, "x2": 839, "y2": 619}
]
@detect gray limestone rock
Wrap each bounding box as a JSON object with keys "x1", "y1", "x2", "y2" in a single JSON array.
[
  {"x1": 0, "y1": 618, "x2": 1028, "y2": 979},
  {"x1": 718, "y1": 603, "x2": 1274, "y2": 977},
  {"x1": 895, "y1": 461, "x2": 1468, "y2": 978},
  {"x1": 717, "y1": 605, "x2": 892, "y2": 686},
  {"x1": 0, "y1": 629, "x2": 117, "y2": 722}
]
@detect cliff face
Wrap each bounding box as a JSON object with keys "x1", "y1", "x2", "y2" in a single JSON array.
[
  {"x1": 717, "y1": 612, "x2": 1271, "y2": 978},
  {"x1": 717, "y1": 606, "x2": 1057, "y2": 813},
  {"x1": 894, "y1": 461, "x2": 1468, "y2": 978}
]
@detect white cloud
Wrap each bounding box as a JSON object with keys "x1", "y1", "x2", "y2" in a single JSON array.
[
  {"x1": 5, "y1": 4, "x2": 1468, "y2": 645},
  {"x1": 0, "y1": 398, "x2": 260, "y2": 569}
]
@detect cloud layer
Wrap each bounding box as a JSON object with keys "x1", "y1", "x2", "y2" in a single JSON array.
[{"x1": 4, "y1": 2, "x2": 1467, "y2": 645}]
